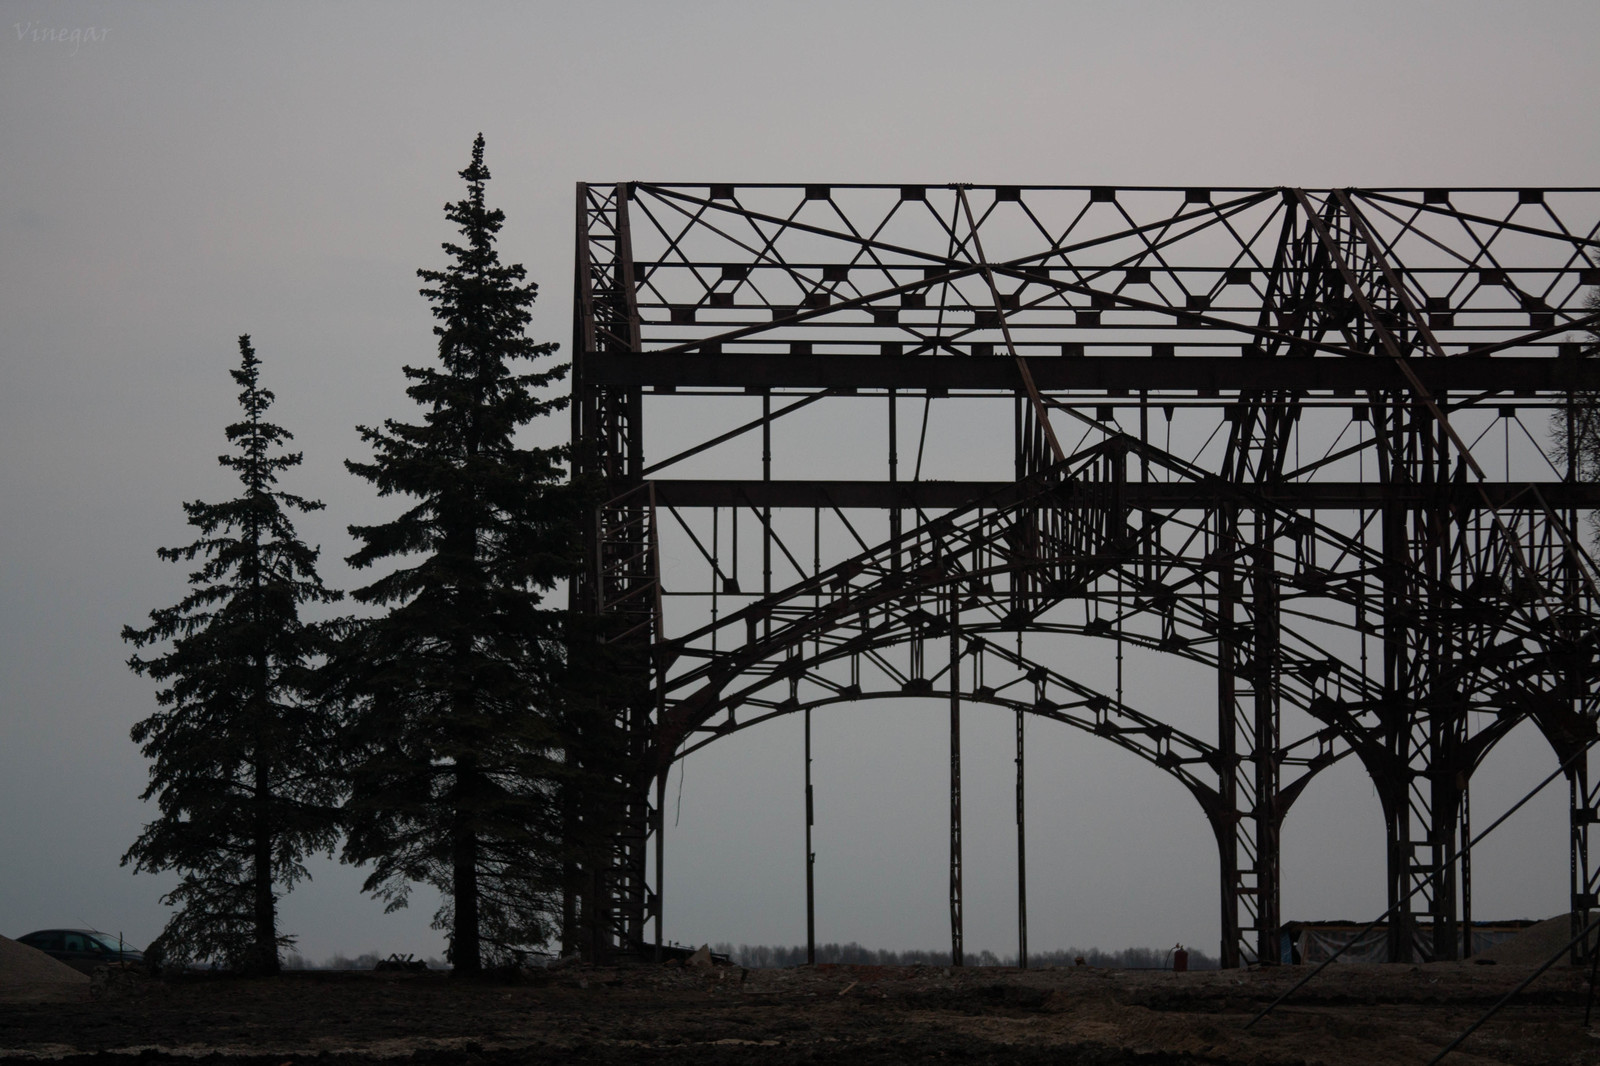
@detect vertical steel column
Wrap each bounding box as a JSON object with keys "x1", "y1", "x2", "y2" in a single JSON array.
[
  {"x1": 1214, "y1": 499, "x2": 1283, "y2": 967},
  {"x1": 1016, "y1": 707, "x2": 1028, "y2": 969},
  {"x1": 950, "y1": 587, "x2": 964, "y2": 967},
  {"x1": 1379, "y1": 393, "x2": 1417, "y2": 965},
  {"x1": 1424, "y1": 400, "x2": 1463, "y2": 962},
  {"x1": 1380, "y1": 393, "x2": 1464, "y2": 963},
  {"x1": 889, "y1": 389, "x2": 901, "y2": 571},
  {"x1": 763, "y1": 391, "x2": 772, "y2": 599},
  {"x1": 1567, "y1": 390, "x2": 1588, "y2": 964},
  {"x1": 805, "y1": 707, "x2": 816, "y2": 966},
  {"x1": 569, "y1": 181, "x2": 651, "y2": 962},
  {"x1": 1214, "y1": 507, "x2": 1244, "y2": 969},
  {"x1": 654, "y1": 772, "x2": 665, "y2": 961},
  {"x1": 1576, "y1": 705, "x2": 1600, "y2": 967},
  {"x1": 563, "y1": 182, "x2": 594, "y2": 961},
  {"x1": 1575, "y1": 764, "x2": 1598, "y2": 963},
  {"x1": 1315, "y1": 195, "x2": 1510, "y2": 965},
  {"x1": 1435, "y1": 396, "x2": 1467, "y2": 962},
  {"x1": 807, "y1": 506, "x2": 818, "y2": 966},
  {"x1": 1460, "y1": 785, "x2": 1472, "y2": 958},
  {"x1": 1251, "y1": 512, "x2": 1282, "y2": 965}
]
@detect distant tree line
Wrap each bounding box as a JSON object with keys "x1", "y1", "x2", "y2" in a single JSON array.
[
  {"x1": 713, "y1": 942, "x2": 1219, "y2": 970},
  {"x1": 123, "y1": 135, "x2": 586, "y2": 977}
]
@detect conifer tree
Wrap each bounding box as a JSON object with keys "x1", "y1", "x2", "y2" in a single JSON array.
[
  {"x1": 123, "y1": 336, "x2": 342, "y2": 974},
  {"x1": 332, "y1": 134, "x2": 574, "y2": 972}
]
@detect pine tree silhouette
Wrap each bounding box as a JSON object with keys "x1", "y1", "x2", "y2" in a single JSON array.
[
  {"x1": 332, "y1": 134, "x2": 575, "y2": 972},
  {"x1": 124, "y1": 335, "x2": 342, "y2": 974}
]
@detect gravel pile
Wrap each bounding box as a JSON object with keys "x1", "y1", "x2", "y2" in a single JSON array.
[
  {"x1": 0, "y1": 934, "x2": 89, "y2": 1001},
  {"x1": 1477, "y1": 913, "x2": 1590, "y2": 966}
]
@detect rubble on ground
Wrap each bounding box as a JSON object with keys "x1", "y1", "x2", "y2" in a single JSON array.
[{"x1": 0, "y1": 953, "x2": 1594, "y2": 1063}]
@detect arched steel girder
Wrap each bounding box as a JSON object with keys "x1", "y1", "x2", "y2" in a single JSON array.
[
  {"x1": 641, "y1": 434, "x2": 1591, "y2": 966},
  {"x1": 645, "y1": 615, "x2": 1572, "y2": 942},
  {"x1": 653, "y1": 436, "x2": 1569, "y2": 777},
  {"x1": 645, "y1": 620, "x2": 1346, "y2": 972},
  {"x1": 650, "y1": 602, "x2": 1553, "y2": 874},
  {"x1": 660, "y1": 625, "x2": 1360, "y2": 824},
  {"x1": 674, "y1": 636, "x2": 1175, "y2": 787},
  {"x1": 658, "y1": 613, "x2": 1351, "y2": 782}
]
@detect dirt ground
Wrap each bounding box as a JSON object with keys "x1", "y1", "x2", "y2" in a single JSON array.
[{"x1": 1, "y1": 959, "x2": 1597, "y2": 1065}]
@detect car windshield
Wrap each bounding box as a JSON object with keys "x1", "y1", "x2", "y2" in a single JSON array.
[{"x1": 86, "y1": 934, "x2": 131, "y2": 954}]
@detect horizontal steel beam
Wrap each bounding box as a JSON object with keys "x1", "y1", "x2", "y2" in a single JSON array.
[
  {"x1": 624, "y1": 182, "x2": 1600, "y2": 194},
  {"x1": 592, "y1": 354, "x2": 1600, "y2": 394},
  {"x1": 652, "y1": 479, "x2": 1600, "y2": 511}
]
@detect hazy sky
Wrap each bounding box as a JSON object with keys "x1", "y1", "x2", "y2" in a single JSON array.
[{"x1": 5, "y1": 0, "x2": 1600, "y2": 963}]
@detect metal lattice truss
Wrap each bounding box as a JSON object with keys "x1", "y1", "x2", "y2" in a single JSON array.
[{"x1": 570, "y1": 183, "x2": 1600, "y2": 968}]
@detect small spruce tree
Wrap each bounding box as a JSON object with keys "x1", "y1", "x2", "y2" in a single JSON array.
[
  {"x1": 332, "y1": 134, "x2": 575, "y2": 972},
  {"x1": 123, "y1": 336, "x2": 342, "y2": 974}
]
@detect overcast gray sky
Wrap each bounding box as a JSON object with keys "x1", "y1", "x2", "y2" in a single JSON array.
[{"x1": 4, "y1": 0, "x2": 1599, "y2": 963}]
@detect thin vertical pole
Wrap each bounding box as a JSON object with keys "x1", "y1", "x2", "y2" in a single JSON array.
[
  {"x1": 1139, "y1": 388, "x2": 1150, "y2": 483},
  {"x1": 1014, "y1": 393, "x2": 1023, "y2": 481},
  {"x1": 950, "y1": 590, "x2": 964, "y2": 967},
  {"x1": 1577, "y1": 769, "x2": 1593, "y2": 965},
  {"x1": 1460, "y1": 783, "x2": 1472, "y2": 958},
  {"x1": 888, "y1": 389, "x2": 898, "y2": 482},
  {"x1": 805, "y1": 707, "x2": 816, "y2": 965},
  {"x1": 654, "y1": 772, "x2": 666, "y2": 962},
  {"x1": 1016, "y1": 706, "x2": 1028, "y2": 969},
  {"x1": 889, "y1": 389, "x2": 901, "y2": 571},
  {"x1": 710, "y1": 508, "x2": 719, "y2": 652},
  {"x1": 771, "y1": 392, "x2": 777, "y2": 605}
]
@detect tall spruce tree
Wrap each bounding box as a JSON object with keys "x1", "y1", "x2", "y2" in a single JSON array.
[
  {"x1": 123, "y1": 336, "x2": 342, "y2": 974},
  {"x1": 333, "y1": 134, "x2": 574, "y2": 972}
]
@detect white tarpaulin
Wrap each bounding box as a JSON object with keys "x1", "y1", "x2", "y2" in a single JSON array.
[{"x1": 1286, "y1": 922, "x2": 1533, "y2": 964}]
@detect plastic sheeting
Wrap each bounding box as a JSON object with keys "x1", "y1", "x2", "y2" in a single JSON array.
[
  {"x1": 1283, "y1": 922, "x2": 1533, "y2": 964},
  {"x1": 1293, "y1": 925, "x2": 1388, "y2": 964}
]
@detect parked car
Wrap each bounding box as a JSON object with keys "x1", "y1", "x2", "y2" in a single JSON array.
[{"x1": 14, "y1": 929, "x2": 145, "y2": 973}]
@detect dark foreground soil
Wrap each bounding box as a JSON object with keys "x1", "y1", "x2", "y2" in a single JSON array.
[{"x1": 2, "y1": 959, "x2": 1597, "y2": 1065}]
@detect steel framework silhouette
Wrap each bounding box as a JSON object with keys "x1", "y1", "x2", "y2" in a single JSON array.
[{"x1": 567, "y1": 183, "x2": 1600, "y2": 968}]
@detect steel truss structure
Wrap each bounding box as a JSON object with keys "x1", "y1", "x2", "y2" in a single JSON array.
[{"x1": 569, "y1": 183, "x2": 1600, "y2": 968}]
